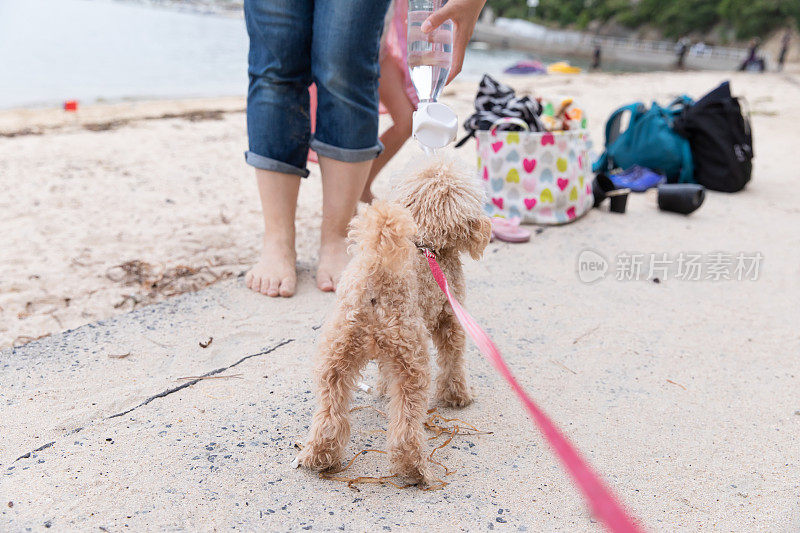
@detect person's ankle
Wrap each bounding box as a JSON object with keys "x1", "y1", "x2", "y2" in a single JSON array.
[
  {"x1": 319, "y1": 232, "x2": 347, "y2": 251},
  {"x1": 261, "y1": 227, "x2": 296, "y2": 250}
]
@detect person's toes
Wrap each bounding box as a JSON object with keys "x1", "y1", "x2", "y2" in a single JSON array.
[
  {"x1": 246, "y1": 238, "x2": 297, "y2": 297},
  {"x1": 317, "y1": 239, "x2": 350, "y2": 293},
  {"x1": 279, "y1": 275, "x2": 296, "y2": 297},
  {"x1": 317, "y1": 273, "x2": 334, "y2": 292},
  {"x1": 258, "y1": 276, "x2": 271, "y2": 296},
  {"x1": 266, "y1": 278, "x2": 281, "y2": 297}
]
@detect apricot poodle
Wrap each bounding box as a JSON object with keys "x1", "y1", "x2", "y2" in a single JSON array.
[{"x1": 296, "y1": 160, "x2": 492, "y2": 484}]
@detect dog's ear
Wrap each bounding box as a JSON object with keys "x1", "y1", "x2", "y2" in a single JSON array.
[
  {"x1": 467, "y1": 217, "x2": 492, "y2": 260},
  {"x1": 349, "y1": 200, "x2": 418, "y2": 272}
]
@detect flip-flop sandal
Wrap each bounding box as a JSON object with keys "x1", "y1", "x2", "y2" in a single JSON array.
[{"x1": 491, "y1": 217, "x2": 531, "y2": 243}]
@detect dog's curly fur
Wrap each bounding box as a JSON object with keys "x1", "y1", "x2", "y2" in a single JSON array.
[{"x1": 297, "y1": 160, "x2": 492, "y2": 484}]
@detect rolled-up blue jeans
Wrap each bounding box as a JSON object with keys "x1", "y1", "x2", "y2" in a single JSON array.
[{"x1": 244, "y1": 0, "x2": 391, "y2": 178}]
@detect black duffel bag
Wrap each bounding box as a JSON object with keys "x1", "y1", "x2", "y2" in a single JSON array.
[{"x1": 674, "y1": 81, "x2": 753, "y2": 192}]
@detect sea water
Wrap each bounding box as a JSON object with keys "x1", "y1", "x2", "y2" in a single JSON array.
[
  {"x1": 407, "y1": 6, "x2": 453, "y2": 103},
  {"x1": 0, "y1": 0, "x2": 659, "y2": 109},
  {"x1": 0, "y1": 0, "x2": 247, "y2": 108}
]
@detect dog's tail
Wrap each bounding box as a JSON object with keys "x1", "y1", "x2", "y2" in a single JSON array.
[{"x1": 349, "y1": 199, "x2": 418, "y2": 274}]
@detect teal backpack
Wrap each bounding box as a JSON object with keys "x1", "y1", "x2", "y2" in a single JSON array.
[{"x1": 593, "y1": 97, "x2": 695, "y2": 184}]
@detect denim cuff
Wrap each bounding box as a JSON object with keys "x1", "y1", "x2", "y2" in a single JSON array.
[
  {"x1": 310, "y1": 137, "x2": 384, "y2": 163},
  {"x1": 244, "y1": 151, "x2": 310, "y2": 178}
]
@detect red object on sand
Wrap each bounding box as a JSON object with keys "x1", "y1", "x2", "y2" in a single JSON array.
[{"x1": 64, "y1": 100, "x2": 79, "y2": 112}]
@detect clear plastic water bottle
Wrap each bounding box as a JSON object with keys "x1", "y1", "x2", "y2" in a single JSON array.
[
  {"x1": 407, "y1": 0, "x2": 453, "y2": 103},
  {"x1": 408, "y1": 0, "x2": 458, "y2": 151}
]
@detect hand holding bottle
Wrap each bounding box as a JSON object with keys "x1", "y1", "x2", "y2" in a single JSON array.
[{"x1": 420, "y1": 0, "x2": 486, "y2": 84}]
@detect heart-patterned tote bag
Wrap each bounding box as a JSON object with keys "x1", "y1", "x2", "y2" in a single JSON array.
[{"x1": 476, "y1": 126, "x2": 595, "y2": 225}]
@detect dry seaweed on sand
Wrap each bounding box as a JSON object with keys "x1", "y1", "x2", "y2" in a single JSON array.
[
  {"x1": 106, "y1": 259, "x2": 235, "y2": 309},
  {"x1": 424, "y1": 408, "x2": 493, "y2": 437},
  {"x1": 427, "y1": 425, "x2": 459, "y2": 476},
  {"x1": 550, "y1": 359, "x2": 578, "y2": 375},
  {"x1": 319, "y1": 449, "x2": 442, "y2": 491},
  {"x1": 666, "y1": 379, "x2": 687, "y2": 390},
  {"x1": 318, "y1": 407, "x2": 489, "y2": 491},
  {"x1": 572, "y1": 325, "x2": 600, "y2": 345}
]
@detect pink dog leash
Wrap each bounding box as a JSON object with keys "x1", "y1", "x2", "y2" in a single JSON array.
[{"x1": 422, "y1": 249, "x2": 644, "y2": 533}]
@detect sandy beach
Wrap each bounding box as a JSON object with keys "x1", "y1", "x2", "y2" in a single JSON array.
[
  {"x1": 2, "y1": 70, "x2": 800, "y2": 530},
  {"x1": 0, "y1": 70, "x2": 796, "y2": 349}
]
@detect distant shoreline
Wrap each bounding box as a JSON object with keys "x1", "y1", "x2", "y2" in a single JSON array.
[
  {"x1": 472, "y1": 21, "x2": 748, "y2": 72},
  {"x1": 115, "y1": 0, "x2": 244, "y2": 18},
  {"x1": 0, "y1": 96, "x2": 246, "y2": 137}
]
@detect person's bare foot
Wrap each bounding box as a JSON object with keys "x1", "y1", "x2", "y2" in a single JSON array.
[
  {"x1": 245, "y1": 236, "x2": 297, "y2": 297},
  {"x1": 316, "y1": 237, "x2": 350, "y2": 292}
]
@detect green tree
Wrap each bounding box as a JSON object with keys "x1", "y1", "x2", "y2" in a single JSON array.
[
  {"x1": 629, "y1": 0, "x2": 720, "y2": 38},
  {"x1": 485, "y1": 0, "x2": 798, "y2": 39},
  {"x1": 718, "y1": 0, "x2": 800, "y2": 39}
]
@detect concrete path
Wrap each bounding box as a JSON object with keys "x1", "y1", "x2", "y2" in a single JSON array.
[{"x1": 3, "y1": 182, "x2": 799, "y2": 531}]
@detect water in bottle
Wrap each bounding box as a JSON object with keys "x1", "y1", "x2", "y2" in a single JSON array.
[{"x1": 407, "y1": 0, "x2": 452, "y2": 103}]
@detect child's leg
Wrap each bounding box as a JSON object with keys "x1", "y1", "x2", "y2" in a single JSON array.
[
  {"x1": 317, "y1": 157, "x2": 372, "y2": 292},
  {"x1": 245, "y1": 171, "x2": 300, "y2": 297},
  {"x1": 362, "y1": 57, "x2": 415, "y2": 203},
  {"x1": 243, "y1": 0, "x2": 313, "y2": 297},
  {"x1": 310, "y1": 0, "x2": 391, "y2": 291}
]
